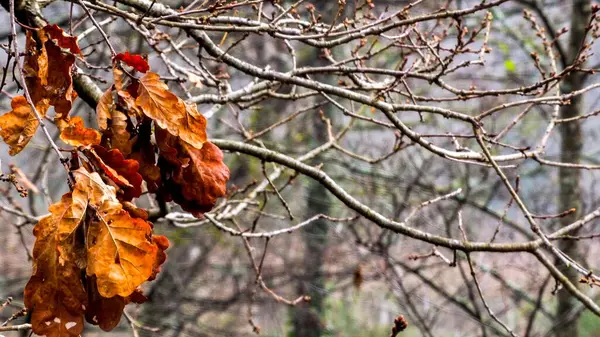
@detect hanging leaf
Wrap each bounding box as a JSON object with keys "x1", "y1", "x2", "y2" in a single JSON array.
[
  {"x1": 0, "y1": 96, "x2": 48, "y2": 155},
  {"x1": 157, "y1": 128, "x2": 229, "y2": 217},
  {"x1": 91, "y1": 145, "x2": 143, "y2": 201},
  {"x1": 0, "y1": 24, "x2": 81, "y2": 156},
  {"x1": 115, "y1": 52, "x2": 150, "y2": 73},
  {"x1": 60, "y1": 116, "x2": 102, "y2": 147},
  {"x1": 96, "y1": 88, "x2": 113, "y2": 131},
  {"x1": 43, "y1": 24, "x2": 82, "y2": 55},
  {"x1": 136, "y1": 72, "x2": 207, "y2": 149},
  {"x1": 85, "y1": 277, "x2": 125, "y2": 332},
  {"x1": 149, "y1": 235, "x2": 170, "y2": 281},
  {"x1": 71, "y1": 168, "x2": 165, "y2": 298},
  {"x1": 24, "y1": 193, "x2": 88, "y2": 337},
  {"x1": 86, "y1": 201, "x2": 158, "y2": 298},
  {"x1": 85, "y1": 277, "x2": 147, "y2": 332},
  {"x1": 40, "y1": 25, "x2": 80, "y2": 127},
  {"x1": 23, "y1": 30, "x2": 49, "y2": 105},
  {"x1": 97, "y1": 88, "x2": 134, "y2": 155}
]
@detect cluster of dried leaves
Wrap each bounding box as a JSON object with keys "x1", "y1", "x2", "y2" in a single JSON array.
[{"x1": 0, "y1": 24, "x2": 230, "y2": 337}]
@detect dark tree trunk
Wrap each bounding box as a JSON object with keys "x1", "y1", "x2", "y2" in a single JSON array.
[
  {"x1": 556, "y1": 1, "x2": 590, "y2": 336},
  {"x1": 291, "y1": 1, "x2": 338, "y2": 335}
]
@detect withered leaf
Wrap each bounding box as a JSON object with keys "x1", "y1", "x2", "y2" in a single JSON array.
[
  {"x1": 97, "y1": 88, "x2": 134, "y2": 155},
  {"x1": 24, "y1": 193, "x2": 87, "y2": 337},
  {"x1": 42, "y1": 24, "x2": 82, "y2": 55},
  {"x1": 1, "y1": 25, "x2": 81, "y2": 155},
  {"x1": 149, "y1": 235, "x2": 169, "y2": 281},
  {"x1": 136, "y1": 72, "x2": 207, "y2": 149},
  {"x1": 37, "y1": 24, "x2": 80, "y2": 126},
  {"x1": 86, "y1": 279, "x2": 124, "y2": 332},
  {"x1": 60, "y1": 116, "x2": 101, "y2": 147},
  {"x1": 115, "y1": 52, "x2": 149, "y2": 73},
  {"x1": 96, "y1": 88, "x2": 113, "y2": 131},
  {"x1": 157, "y1": 128, "x2": 230, "y2": 217},
  {"x1": 86, "y1": 200, "x2": 158, "y2": 298},
  {"x1": 72, "y1": 167, "x2": 118, "y2": 206},
  {"x1": 24, "y1": 30, "x2": 48, "y2": 105},
  {"x1": 0, "y1": 96, "x2": 48, "y2": 155},
  {"x1": 92, "y1": 145, "x2": 143, "y2": 201},
  {"x1": 71, "y1": 168, "x2": 163, "y2": 298},
  {"x1": 85, "y1": 278, "x2": 146, "y2": 332}
]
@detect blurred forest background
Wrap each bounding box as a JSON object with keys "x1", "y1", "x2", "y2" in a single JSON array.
[{"x1": 3, "y1": 0, "x2": 600, "y2": 336}]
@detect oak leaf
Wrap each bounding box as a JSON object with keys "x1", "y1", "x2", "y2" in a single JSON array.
[
  {"x1": 97, "y1": 88, "x2": 134, "y2": 155},
  {"x1": 136, "y1": 72, "x2": 207, "y2": 149},
  {"x1": 115, "y1": 52, "x2": 149, "y2": 73},
  {"x1": 0, "y1": 96, "x2": 48, "y2": 155},
  {"x1": 60, "y1": 116, "x2": 101, "y2": 147},
  {"x1": 1, "y1": 25, "x2": 81, "y2": 155},
  {"x1": 149, "y1": 235, "x2": 170, "y2": 281},
  {"x1": 84, "y1": 277, "x2": 146, "y2": 332},
  {"x1": 40, "y1": 25, "x2": 80, "y2": 125},
  {"x1": 24, "y1": 30, "x2": 49, "y2": 105},
  {"x1": 92, "y1": 145, "x2": 143, "y2": 201},
  {"x1": 24, "y1": 193, "x2": 88, "y2": 337},
  {"x1": 157, "y1": 128, "x2": 230, "y2": 217},
  {"x1": 71, "y1": 169, "x2": 162, "y2": 298},
  {"x1": 43, "y1": 24, "x2": 82, "y2": 55},
  {"x1": 96, "y1": 88, "x2": 113, "y2": 131},
  {"x1": 86, "y1": 200, "x2": 158, "y2": 298}
]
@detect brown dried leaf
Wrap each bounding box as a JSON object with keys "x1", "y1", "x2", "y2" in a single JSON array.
[
  {"x1": 97, "y1": 88, "x2": 134, "y2": 155},
  {"x1": 85, "y1": 277, "x2": 124, "y2": 332},
  {"x1": 60, "y1": 116, "x2": 101, "y2": 147},
  {"x1": 86, "y1": 201, "x2": 158, "y2": 298},
  {"x1": 91, "y1": 145, "x2": 143, "y2": 201},
  {"x1": 96, "y1": 88, "x2": 113, "y2": 131},
  {"x1": 24, "y1": 193, "x2": 88, "y2": 337},
  {"x1": 1, "y1": 25, "x2": 81, "y2": 155},
  {"x1": 72, "y1": 168, "x2": 162, "y2": 298},
  {"x1": 157, "y1": 128, "x2": 229, "y2": 216},
  {"x1": 0, "y1": 96, "x2": 48, "y2": 155},
  {"x1": 136, "y1": 72, "x2": 207, "y2": 149}
]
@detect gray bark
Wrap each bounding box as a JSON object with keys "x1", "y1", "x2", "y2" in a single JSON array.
[
  {"x1": 556, "y1": 1, "x2": 591, "y2": 336},
  {"x1": 291, "y1": 2, "x2": 338, "y2": 335}
]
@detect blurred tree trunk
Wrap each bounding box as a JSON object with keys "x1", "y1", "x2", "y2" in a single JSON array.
[
  {"x1": 291, "y1": 2, "x2": 338, "y2": 336},
  {"x1": 557, "y1": 1, "x2": 590, "y2": 336}
]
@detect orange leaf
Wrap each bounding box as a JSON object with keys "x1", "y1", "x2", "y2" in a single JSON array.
[
  {"x1": 97, "y1": 88, "x2": 134, "y2": 155},
  {"x1": 122, "y1": 201, "x2": 149, "y2": 220},
  {"x1": 41, "y1": 25, "x2": 79, "y2": 123},
  {"x1": 60, "y1": 116, "x2": 101, "y2": 147},
  {"x1": 72, "y1": 167, "x2": 118, "y2": 208},
  {"x1": 24, "y1": 193, "x2": 88, "y2": 337},
  {"x1": 157, "y1": 128, "x2": 230, "y2": 216},
  {"x1": 43, "y1": 24, "x2": 82, "y2": 55},
  {"x1": 115, "y1": 52, "x2": 149, "y2": 73},
  {"x1": 20, "y1": 25, "x2": 80, "y2": 135},
  {"x1": 92, "y1": 145, "x2": 143, "y2": 201},
  {"x1": 72, "y1": 168, "x2": 164, "y2": 298},
  {"x1": 86, "y1": 202, "x2": 158, "y2": 297},
  {"x1": 149, "y1": 235, "x2": 169, "y2": 281},
  {"x1": 136, "y1": 72, "x2": 207, "y2": 149},
  {"x1": 0, "y1": 96, "x2": 48, "y2": 155},
  {"x1": 24, "y1": 30, "x2": 48, "y2": 105},
  {"x1": 85, "y1": 148, "x2": 132, "y2": 188},
  {"x1": 96, "y1": 88, "x2": 113, "y2": 131}
]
